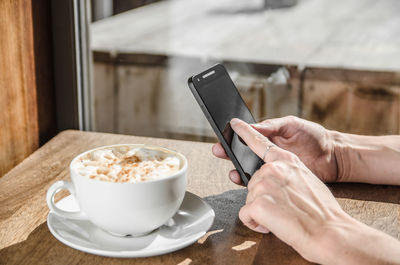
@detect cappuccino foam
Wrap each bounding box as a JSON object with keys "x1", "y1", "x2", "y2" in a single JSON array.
[{"x1": 73, "y1": 146, "x2": 181, "y2": 183}]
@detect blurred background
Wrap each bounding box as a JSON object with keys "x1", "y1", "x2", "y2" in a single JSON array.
[
  {"x1": 89, "y1": 0, "x2": 400, "y2": 142},
  {"x1": 1, "y1": 0, "x2": 400, "y2": 176}
]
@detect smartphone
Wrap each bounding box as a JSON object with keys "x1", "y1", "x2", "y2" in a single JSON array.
[{"x1": 188, "y1": 64, "x2": 264, "y2": 185}]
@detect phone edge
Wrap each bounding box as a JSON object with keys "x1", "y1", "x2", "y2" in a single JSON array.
[{"x1": 187, "y1": 76, "x2": 250, "y2": 186}]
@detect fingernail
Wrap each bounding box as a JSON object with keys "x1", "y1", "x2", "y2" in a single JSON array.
[
  {"x1": 254, "y1": 225, "x2": 270, "y2": 234},
  {"x1": 230, "y1": 118, "x2": 241, "y2": 126},
  {"x1": 229, "y1": 172, "x2": 238, "y2": 182}
]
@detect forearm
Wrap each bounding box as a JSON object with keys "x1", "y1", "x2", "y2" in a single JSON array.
[
  {"x1": 322, "y1": 213, "x2": 400, "y2": 265},
  {"x1": 330, "y1": 131, "x2": 400, "y2": 185}
]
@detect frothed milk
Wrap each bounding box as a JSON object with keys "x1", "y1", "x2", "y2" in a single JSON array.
[
  {"x1": 72, "y1": 146, "x2": 181, "y2": 183},
  {"x1": 47, "y1": 144, "x2": 187, "y2": 236}
]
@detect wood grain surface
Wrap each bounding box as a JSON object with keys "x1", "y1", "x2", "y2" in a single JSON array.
[
  {"x1": 0, "y1": 0, "x2": 39, "y2": 177},
  {"x1": 0, "y1": 130, "x2": 400, "y2": 264}
]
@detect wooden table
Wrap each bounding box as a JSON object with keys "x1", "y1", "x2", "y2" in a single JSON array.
[{"x1": 1, "y1": 130, "x2": 400, "y2": 264}]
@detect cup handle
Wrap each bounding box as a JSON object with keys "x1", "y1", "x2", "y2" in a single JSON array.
[{"x1": 46, "y1": 180, "x2": 86, "y2": 220}]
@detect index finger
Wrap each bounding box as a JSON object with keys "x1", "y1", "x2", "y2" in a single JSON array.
[{"x1": 230, "y1": 118, "x2": 282, "y2": 162}]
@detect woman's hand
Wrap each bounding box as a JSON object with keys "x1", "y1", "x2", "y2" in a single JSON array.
[
  {"x1": 228, "y1": 118, "x2": 400, "y2": 264},
  {"x1": 230, "y1": 118, "x2": 348, "y2": 264},
  {"x1": 212, "y1": 116, "x2": 338, "y2": 184}
]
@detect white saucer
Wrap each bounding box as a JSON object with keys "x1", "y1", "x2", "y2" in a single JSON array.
[{"x1": 47, "y1": 192, "x2": 215, "y2": 258}]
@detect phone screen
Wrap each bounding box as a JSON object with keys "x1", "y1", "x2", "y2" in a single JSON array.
[{"x1": 193, "y1": 66, "x2": 263, "y2": 180}]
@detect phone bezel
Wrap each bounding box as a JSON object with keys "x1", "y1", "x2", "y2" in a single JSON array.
[{"x1": 187, "y1": 64, "x2": 256, "y2": 185}]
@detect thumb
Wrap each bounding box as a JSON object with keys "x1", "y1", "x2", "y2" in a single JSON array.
[{"x1": 251, "y1": 117, "x2": 291, "y2": 138}]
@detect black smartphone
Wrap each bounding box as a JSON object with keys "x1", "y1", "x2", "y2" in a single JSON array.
[{"x1": 188, "y1": 64, "x2": 264, "y2": 185}]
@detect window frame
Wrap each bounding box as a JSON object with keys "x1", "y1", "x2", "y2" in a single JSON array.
[{"x1": 51, "y1": 0, "x2": 93, "y2": 131}]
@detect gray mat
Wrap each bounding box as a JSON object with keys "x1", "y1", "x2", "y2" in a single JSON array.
[{"x1": 204, "y1": 189, "x2": 248, "y2": 230}]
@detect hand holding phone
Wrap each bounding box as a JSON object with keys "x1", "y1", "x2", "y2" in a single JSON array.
[{"x1": 188, "y1": 64, "x2": 264, "y2": 185}]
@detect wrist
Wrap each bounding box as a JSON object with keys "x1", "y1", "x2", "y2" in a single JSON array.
[
  {"x1": 328, "y1": 130, "x2": 350, "y2": 182},
  {"x1": 319, "y1": 212, "x2": 400, "y2": 265},
  {"x1": 316, "y1": 211, "x2": 363, "y2": 265}
]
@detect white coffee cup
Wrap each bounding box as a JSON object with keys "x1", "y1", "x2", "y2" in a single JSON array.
[{"x1": 46, "y1": 144, "x2": 187, "y2": 236}]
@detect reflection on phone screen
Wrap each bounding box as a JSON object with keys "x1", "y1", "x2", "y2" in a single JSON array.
[
  {"x1": 222, "y1": 122, "x2": 263, "y2": 178},
  {"x1": 222, "y1": 122, "x2": 234, "y2": 145}
]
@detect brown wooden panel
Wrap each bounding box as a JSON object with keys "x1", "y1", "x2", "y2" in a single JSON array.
[
  {"x1": 302, "y1": 68, "x2": 400, "y2": 135},
  {"x1": 0, "y1": 0, "x2": 39, "y2": 176},
  {"x1": 92, "y1": 62, "x2": 116, "y2": 133}
]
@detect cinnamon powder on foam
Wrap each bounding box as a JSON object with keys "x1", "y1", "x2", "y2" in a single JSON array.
[{"x1": 73, "y1": 147, "x2": 181, "y2": 183}]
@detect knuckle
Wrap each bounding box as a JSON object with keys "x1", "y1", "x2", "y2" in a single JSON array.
[
  {"x1": 252, "y1": 180, "x2": 268, "y2": 195},
  {"x1": 251, "y1": 197, "x2": 267, "y2": 212},
  {"x1": 287, "y1": 152, "x2": 300, "y2": 163},
  {"x1": 257, "y1": 163, "x2": 274, "y2": 177},
  {"x1": 247, "y1": 168, "x2": 263, "y2": 182},
  {"x1": 259, "y1": 161, "x2": 275, "y2": 170},
  {"x1": 260, "y1": 163, "x2": 270, "y2": 171},
  {"x1": 238, "y1": 208, "x2": 247, "y2": 223},
  {"x1": 262, "y1": 163, "x2": 276, "y2": 174},
  {"x1": 260, "y1": 120, "x2": 271, "y2": 126},
  {"x1": 254, "y1": 134, "x2": 266, "y2": 144},
  {"x1": 265, "y1": 161, "x2": 280, "y2": 173},
  {"x1": 247, "y1": 179, "x2": 258, "y2": 192},
  {"x1": 253, "y1": 133, "x2": 260, "y2": 142},
  {"x1": 287, "y1": 115, "x2": 297, "y2": 122},
  {"x1": 285, "y1": 174, "x2": 292, "y2": 186},
  {"x1": 278, "y1": 149, "x2": 298, "y2": 162},
  {"x1": 291, "y1": 155, "x2": 300, "y2": 164},
  {"x1": 282, "y1": 150, "x2": 295, "y2": 160},
  {"x1": 260, "y1": 160, "x2": 295, "y2": 187}
]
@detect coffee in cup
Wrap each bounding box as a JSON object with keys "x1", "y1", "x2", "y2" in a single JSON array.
[
  {"x1": 46, "y1": 144, "x2": 187, "y2": 236},
  {"x1": 74, "y1": 145, "x2": 181, "y2": 183}
]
